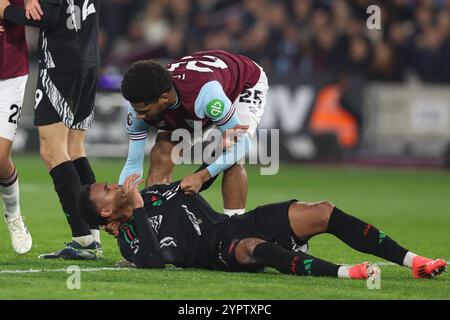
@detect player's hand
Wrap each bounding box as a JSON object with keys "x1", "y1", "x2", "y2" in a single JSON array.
[
  {"x1": 0, "y1": 0, "x2": 11, "y2": 19},
  {"x1": 0, "y1": 25, "x2": 4, "y2": 33},
  {"x1": 25, "y1": 0, "x2": 43, "y2": 21},
  {"x1": 180, "y1": 169, "x2": 211, "y2": 195},
  {"x1": 123, "y1": 174, "x2": 144, "y2": 210},
  {"x1": 222, "y1": 124, "x2": 249, "y2": 150}
]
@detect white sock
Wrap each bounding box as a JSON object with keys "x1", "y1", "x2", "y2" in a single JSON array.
[
  {"x1": 223, "y1": 208, "x2": 246, "y2": 216},
  {"x1": 90, "y1": 229, "x2": 101, "y2": 244},
  {"x1": 337, "y1": 265, "x2": 351, "y2": 278},
  {"x1": 402, "y1": 251, "x2": 418, "y2": 268},
  {"x1": 73, "y1": 235, "x2": 94, "y2": 247},
  {"x1": 0, "y1": 172, "x2": 20, "y2": 219}
]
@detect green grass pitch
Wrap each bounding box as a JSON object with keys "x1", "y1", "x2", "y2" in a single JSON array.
[{"x1": 0, "y1": 154, "x2": 449, "y2": 299}]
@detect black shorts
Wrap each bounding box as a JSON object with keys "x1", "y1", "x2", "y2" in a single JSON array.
[
  {"x1": 211, "y1": 200, "x2": 309, "y2": 272},
  {"x1": 34, "y1": 67, "x2": 98, "y2": 129}
]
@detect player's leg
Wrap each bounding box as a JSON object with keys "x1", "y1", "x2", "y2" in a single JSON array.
[
  {"x1": 38, "y1": 124, "x2": 93, "y2": 244},
  {"x1": 146, "y1": 131, "x2": 177, "y2": 187},
  {"x1": 287, "y1": 201, "x2": 447, "y2": 278},
  {"x1": 67, "y1": 67, "x2": 101, "y2": 247},
  {"x1": 0, "y1": 75, "x2": 32, "y2": 254},
  {"x1": 222, "y1": 69, "x2": 268, "y2": 216},
  {"x1": 234, "y1": 237, "x2": 374, "y2": 279},
  {"x1": 222, "y1": 164, "x2": 247, "y2": 216},
  {"x1": 35, "y1": 68, "x2": 98, "y2": 259},
  {"x1": 0, "y1": 139, "x2": 32, "y2": 254},
  {"x1": 68, "y1": 128, "x2": 101, "y2": 247}
]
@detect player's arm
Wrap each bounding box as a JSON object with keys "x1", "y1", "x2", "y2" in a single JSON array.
[
  {"x1": 130, "y1": 209, "x2": 164, "y2": 269},
  {"x1": 0, "y1": 0, "x2": 61, "y2": 28},
  {"x1": 196, "y1": 81, "x2": 252, "y2": 177},
  {"x1": 118, "y1": 106, "x2": 151, "y2": 185},
  {"x1": 144, "y1": 162, "x2": 219, "y2": 195},
  {"x1": 122, "y1": 174, "x2": 164, "y2": 269},
  {"x1": 181, "y1": 82, "x2": 251, "y2": 194}
]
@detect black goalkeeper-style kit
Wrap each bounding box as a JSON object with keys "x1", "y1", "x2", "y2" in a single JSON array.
[
  {"x1": 35, "y1": 0, "x2": 100, "y2": 129},
  {"x1": 3, "y1": 1, "x2": 101, "y2": 242},
  {"x1": 117, "y1": 183, "x2": 309, "y2": 271},
  {"x1": 37, "y1": 0, "x2": 99, "y2": 72},
  {"x1": 4, "y1": 0, "x2": 100, "y2": 129},
  {"x1": 4, "y1": 0, "x2": 100, "y2": 71}
]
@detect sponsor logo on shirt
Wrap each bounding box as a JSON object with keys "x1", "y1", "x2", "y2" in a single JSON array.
[
  {"x1": 160, "y1": 237, "x2": 177, "y2": 248},
  {"x1": 206, "y1": 99, "x2": 225, "y2": 119}
]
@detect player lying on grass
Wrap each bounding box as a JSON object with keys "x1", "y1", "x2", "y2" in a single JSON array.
[{"x1": 77, "y1": 174, "x2": 447, "y2": 279}]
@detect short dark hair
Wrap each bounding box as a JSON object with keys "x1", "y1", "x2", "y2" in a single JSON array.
[
  {"x1": 77, "y1": 185, "x2": 108, "y2": 226},
  {"x1": 121, "y1": 60, "x2": 172, "y2": 104}
]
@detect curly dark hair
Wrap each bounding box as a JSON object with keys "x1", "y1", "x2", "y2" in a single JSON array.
[
  {"x1": 121, "y1": 60, "x2": 173, "y2": 104},
  {"x1": 77, "y1": 185, "x2": 108, "y2": 226}
]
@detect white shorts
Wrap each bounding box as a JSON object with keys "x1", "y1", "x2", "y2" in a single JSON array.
[
  {"x1": 0, "y1": 75, "x2": 28, "y2": 141},
  {"x1": 232, "y1": 67, "x2": 269, "y2": 138}
]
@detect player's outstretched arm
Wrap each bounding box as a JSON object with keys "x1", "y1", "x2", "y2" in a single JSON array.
[
  {"x1": 119, "y1": 106, "x2": 151, "y2": 185},
  {"x1": 119, "y1": 138, "x2": 147, "y2": 185},
  {"x1": 1, "y1": 0, "x2": 59, "y2": 28},
  {"x1": 181, "y1": 81, "x2": 251, "y2": 194}
]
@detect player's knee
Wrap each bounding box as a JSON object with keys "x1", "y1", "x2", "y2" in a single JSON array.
[
  {"x1": 290, "y1": 201, "x2": 334, "y2": 231},
  {"x1": 0, "y1": 155, "x2": 11, "y2": 175},
  {"x1": 68, "y1": 145, "x2": 86, "y2": 161},
  {"x1": 39, "y1": 141, "x2": 57, "y2": 159},
  {"x1": 68, "y1": 136, "x2": 86, "y2": 160},
  {"x1": 0, "y1": 153, "x2": 9, "y2": 167},
  {"x1": 39, "y1": 137, "x2": 69, "y2": 167},
  {"x1": 151, "y1": 145, "x2": 172, "y2": 167},
  {"x1": 314, "y1": 201, "x2": 334, "y2": 227},
  {"x1": 235, "y1": 238, "x2": 265, "y2": 266},
  {"x1": 225, "y1": 163, "x2": 245, "y2": 173}
]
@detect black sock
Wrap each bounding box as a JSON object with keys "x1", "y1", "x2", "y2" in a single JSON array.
[
  {"x1": 253, "y1": 242, "x2": 340, "y2": 277},
  {"x1": 50, "y1": 161, "x2": 91, "y2": 237},
  {"x1": 72, "y1": 157, "x2": 98, "y2": 231},
  {"x1": 72, "y1": 157, "x2": 96, "y2": 185},
  {"x1": 327, "y1": 207, "x2": 408, "y2": 265}
]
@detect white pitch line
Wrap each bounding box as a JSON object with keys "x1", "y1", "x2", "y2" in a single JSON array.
[
  {"x1": 0, "y1": 267, "x2": 135, "y2": 274},
  {"x1": 0, "y1": 261, "x2": 447, "y2": 274}
]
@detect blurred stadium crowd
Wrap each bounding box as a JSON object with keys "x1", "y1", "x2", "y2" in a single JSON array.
[
  {"x1": 79, "y1": 0, "x2": 450, "y2": 83},
  {"x1": 19, "y1": 0, "x2": 450, "y2": 163}
]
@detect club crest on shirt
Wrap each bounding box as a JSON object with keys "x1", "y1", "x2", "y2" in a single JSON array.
[{"x1": 127, "y1": 112, "x2": 133, "y2": 126}]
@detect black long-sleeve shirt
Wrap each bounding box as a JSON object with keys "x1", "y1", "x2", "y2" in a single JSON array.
[
  {"x1": 118, "y1": 183, "x2": 229, "y2": 269},
  {"x1": 3, "y1": 0, "x2": 99, "y2": 71}
]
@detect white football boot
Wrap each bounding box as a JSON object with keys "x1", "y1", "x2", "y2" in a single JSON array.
[{"x1": 4, "y1": 213, "x2": 32, "y2": 254}]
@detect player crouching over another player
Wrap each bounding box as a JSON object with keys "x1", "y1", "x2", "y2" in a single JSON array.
[{"x1": 78, "y1": 174, "x2": 447, "y2": 280}]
